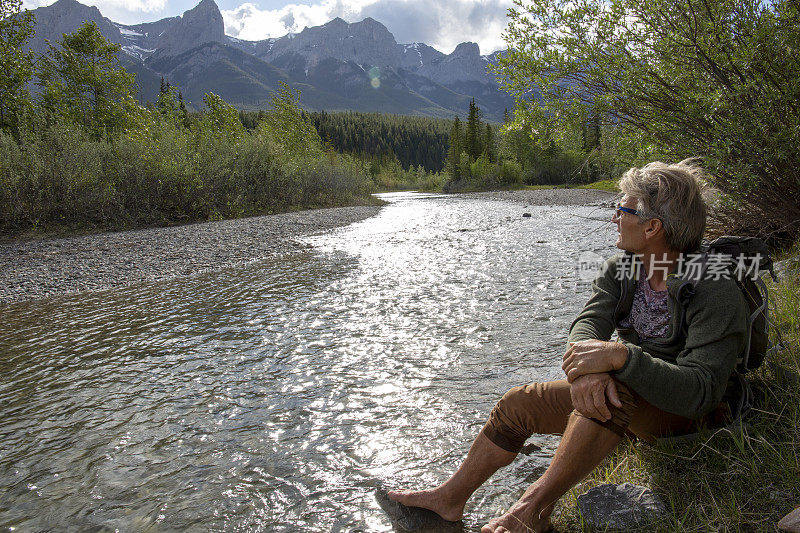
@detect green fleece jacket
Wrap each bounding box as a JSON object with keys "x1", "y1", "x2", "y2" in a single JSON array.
[{"x1": 568, "y1": 253, "x2": 748, "y2": 419}]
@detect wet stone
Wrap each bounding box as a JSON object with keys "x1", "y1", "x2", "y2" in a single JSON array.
[
  {"x1": 779, "y1": 507, "x2": 800, "y2": 533},
  {"x1": 375, "y1": 487, "x2": 463, "y2": 533},
  {"x1": 577, "y1": 483, "x2": 667, "y2": 530}
]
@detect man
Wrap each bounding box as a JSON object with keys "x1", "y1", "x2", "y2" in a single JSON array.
[{"x1": 388, "y1": 161, "x2": 748, "y2": 532}]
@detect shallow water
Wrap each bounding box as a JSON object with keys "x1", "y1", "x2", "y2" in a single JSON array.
[{"x1": 0, "y1": 192, "x2": 615, "y2": 532}]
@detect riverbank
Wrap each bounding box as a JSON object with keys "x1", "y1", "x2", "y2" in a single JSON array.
[
  {"x1": 459, "y1": 188, "x2": 616, "y2": 206},
  {"x1": 0, "y1": 189, "x2": 615, "y2": 306},
  {"x1": 0, "y1": 206, "x2": 382, "y2": 305}
]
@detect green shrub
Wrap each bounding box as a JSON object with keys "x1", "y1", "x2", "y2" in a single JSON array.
[
  {"x1": 0, "y1": 94, "x2": 377, "y2": 237},
  {"x1": 499, "y1": 159, "x2": 523, "y2": 186}
]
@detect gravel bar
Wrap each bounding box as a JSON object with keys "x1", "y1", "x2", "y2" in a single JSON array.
[
  {"x1": 0, "y1": 189, "x2": 616, "y2": 306},
  {"x1": 0, "y1": 206, "x2": 382, "y2": 305},
  {"x1": 458, "y1": 188, "x2": 618, "y2": 206}
]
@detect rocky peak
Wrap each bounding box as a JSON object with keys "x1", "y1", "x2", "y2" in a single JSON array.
[
  {"x1": 451, "y1": 42, "x2": 481, "y2": 58},
  {"x1": 398, "y1": 42, "x2": 445, "y2": 70},
  {"x1": 152, "y1": 0, "x2": 225, "y2": 58},
  {"x1": 27, "y1": 0, "x2": 122, "y2": 55},
  {"x1": 45, "y1": 0, "x2": 102, "y2": 18},
  {"x1": 262, "y1": 16, "x2": 399, "y2": 67},
  {"x1": 325, "y1": 17, "x2": 348, "y2": 28},
  {"x1": 416, "y1": 41, "x2": 493, "y2": 85}
]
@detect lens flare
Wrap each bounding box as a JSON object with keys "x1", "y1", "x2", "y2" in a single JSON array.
[{"x1": 368, "y1": 67, "x2": 381, "y2": 89}]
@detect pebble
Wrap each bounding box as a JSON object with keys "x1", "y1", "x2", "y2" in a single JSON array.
[
  {"x1": 459, "y1": 188, "x2": 617, "y2": 206},
  {"x1": 0, "y1": 189, "x2": 615, "y2": 306},
  {"x1": 0, "y1": 206, "x2": 381, "y2": 305}
]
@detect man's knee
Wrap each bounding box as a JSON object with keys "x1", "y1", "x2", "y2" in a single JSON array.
[
  {"x1": 481, "y1": 381, "x2": 573, "y2": 453},
  {"x1": 573, "y1": 378, "x2": 639, "y2": 437}
]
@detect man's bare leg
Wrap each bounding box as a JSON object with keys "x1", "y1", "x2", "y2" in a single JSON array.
[
  {"x1": 481, "y1": 413, "x2": 622, "y2": 533},
  {"x1": 387, "y1": 432, "x2": 517, "y2": 521}
]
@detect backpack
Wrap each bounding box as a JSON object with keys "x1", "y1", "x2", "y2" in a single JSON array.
[
  {"x1": 660, "y1": 236, "x2": 779, "y2": 431},
  {"x1": 677, "y1": 236, "x2": 777, "y2": 374}
]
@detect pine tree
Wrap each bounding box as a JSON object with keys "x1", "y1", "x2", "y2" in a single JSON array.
[
  {"x1": 159, "y1": 76, "x2": 170, "y2": 96},
  {"x1": 465, "y1": 98, "x2": 482, "y2": 161},
  {"x1": 584, "y1": 111, "x2": 601, "y2": 152},
  {"x1": 445, "y1": 116, "x2": 463, "y2": 180},
  {"x1": 484, "y1": 123, "x2": 495, "y2": 163}
]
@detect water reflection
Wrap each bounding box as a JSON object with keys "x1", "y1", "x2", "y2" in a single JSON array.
[{"x1": 0, "y1": 193, "x2": 614, "y2": 532}]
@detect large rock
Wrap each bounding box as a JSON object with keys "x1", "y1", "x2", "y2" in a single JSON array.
[
  {"x1": 779, "y1": 507, "x2": 800, "y2": 532},
  {"x1": 577, "y1": 483, "x2": 667, "y2": 530}
]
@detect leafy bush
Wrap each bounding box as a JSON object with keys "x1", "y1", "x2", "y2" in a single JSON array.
[
  {"x1": 494, "y1": 0, "x2": 800, "y2": 242},
  {"x1": 0, "y1": 90, "x2": 377, "y2": 237},
  {"x1": 499, "y1": 159, "x2": 523, "y2": 186}
]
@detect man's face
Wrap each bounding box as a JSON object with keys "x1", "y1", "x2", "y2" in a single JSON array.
[{"x1": 613, "y1": 195, "x2": 646, "y2": 253}]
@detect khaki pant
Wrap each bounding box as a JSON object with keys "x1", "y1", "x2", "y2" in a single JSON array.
[{"x1": 481, "y1": 379, "x2": 728, "y2": 453}]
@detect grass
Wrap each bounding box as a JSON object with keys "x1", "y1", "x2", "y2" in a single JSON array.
[
  {"x1": 515, "y1": 179, "x2": 619, "y2": 192},
  {"x1": 573, "y1": 178, "x2": 620, "y2": 192},
  {"x1": 550, "y1": 246, "x2": 800, "y2": 531}
]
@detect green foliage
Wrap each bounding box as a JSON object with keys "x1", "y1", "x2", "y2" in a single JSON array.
[
  {"x1": 198, "y1": 92, "x2": 245, "y2": 141},
  {"x1": 36, "y1": 21, "x2": 137, "y2": 140},
  {"x1": 464, "y1": 98, "x2": 482, "y2": 160},
  {"x1": 302, "y1": 109, "x2": 450, "y2": 172},
  {"x1": 1, "y1": 37, "x2": 375, "y2": 237},
  {"x1": 0, "y1": 0, "x2": 35, "y2": 141},
  {"x1": 259, "y1": 82, "x2": 323, "y2": 160},
  {"x1": 445, "y1": 117, "x2": 463, "y2": 181},
  {"x1": 493, "y1": 0, "x2": 800, "y2": 241},
  {"x1": 442, "y1": 98, "x2": 612, "y2": 191},
  {"x1": 154, "y1": 82, "x2": 186, "y2": 128},
  {"x1": 499, "y1": 159, "x2": 523, "y2": 186}
]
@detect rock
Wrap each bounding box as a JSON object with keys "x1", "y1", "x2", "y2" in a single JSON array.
[
  {"x1": 779, "y1": 507, "x2": 800, "y2": 532},
  {"x1": 375, "y1": 487, "x2": 463, "y2": 532},
  {"x1": 774, "y1": 258, "x2": 800, "y2": 279},
  {"x1": 577, "y1": 483, "x2": 667, "y2": 530}
]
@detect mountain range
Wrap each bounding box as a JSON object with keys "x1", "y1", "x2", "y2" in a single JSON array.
[{"x1": 25, "y1": 0, "x2": 514, "y2": 121}]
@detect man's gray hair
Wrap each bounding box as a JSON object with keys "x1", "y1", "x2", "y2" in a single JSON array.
[{"x1": 619, "y1": 159, "x2": 711, "y2": 253}]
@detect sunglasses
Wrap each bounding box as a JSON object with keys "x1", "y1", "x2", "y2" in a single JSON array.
[{"x1": 614, "y1": 204, "x2": 640, "y2": 217}]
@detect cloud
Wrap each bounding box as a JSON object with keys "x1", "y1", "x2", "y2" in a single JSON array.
[
  {"x1": 222, "y1": 0, "x2": 513, "y2": 54},
  {"x1": 362, "y1": 0, "x2": 512, "y2": 53}
]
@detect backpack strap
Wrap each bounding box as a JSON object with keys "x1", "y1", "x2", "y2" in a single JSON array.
[{"x1": 738, "y1": 276, "x2": 770, "y2": 372}]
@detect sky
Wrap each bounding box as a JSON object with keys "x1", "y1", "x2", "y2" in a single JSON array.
[{"x1": 22, "y1": 0, "x2": 515, "y2": 54}]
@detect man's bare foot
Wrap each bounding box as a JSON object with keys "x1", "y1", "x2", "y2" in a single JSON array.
[
  {"x1": 480, "y1": 496, "x2": 552, "y2": 533},
  {"x1": 386, "y1": 487, "x2": 465, "y2": 522}
]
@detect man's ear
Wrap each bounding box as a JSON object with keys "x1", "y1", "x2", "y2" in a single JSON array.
[{"x1": 644, "y1": 218, "x2": 663, "y2": 239}]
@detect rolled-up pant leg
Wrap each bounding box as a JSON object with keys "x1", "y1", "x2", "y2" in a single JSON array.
[{"x1": 480, "y1": 379, "x2": 639, "y2": 453}]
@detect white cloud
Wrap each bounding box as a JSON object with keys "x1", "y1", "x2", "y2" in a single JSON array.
[{"x1": 222, "y1": 0, "x2": 513, "y2": 54}]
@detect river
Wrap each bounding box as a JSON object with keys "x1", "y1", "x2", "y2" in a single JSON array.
[{"x1": 0, "y1": 192, "x2": 616, "y2": 532}]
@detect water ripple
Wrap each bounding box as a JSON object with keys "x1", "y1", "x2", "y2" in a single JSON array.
[{"x1": 0, "y1": 193, "x2": 615, "y2": 531}]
